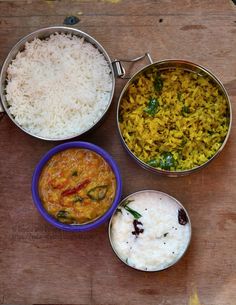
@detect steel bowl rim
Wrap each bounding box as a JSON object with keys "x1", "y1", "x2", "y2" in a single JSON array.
[
  {"x1": 108, "y1": 189, "x2": 192, "y2": 272},
  {"x1": 0, "y1": 26, "x2": 116, "y2": 141},
  {"x1": 31, "y1": 141, "x2": 122, "y2": 232},
  {"x1": 116, "y1": 59, "x2": 232, "y2": 176}
]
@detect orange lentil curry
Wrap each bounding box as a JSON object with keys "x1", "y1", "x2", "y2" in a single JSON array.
[{"x1": 39, "y1": 148, "x2": 116, "y2": 224}]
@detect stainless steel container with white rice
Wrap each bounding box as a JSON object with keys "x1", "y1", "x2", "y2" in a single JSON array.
[
  {"x1": 0, "y1": 26, "x2": 149, "y2": 141},
  {"x1": 0, "y1": 26, "x2": 117, "y2": 141}
]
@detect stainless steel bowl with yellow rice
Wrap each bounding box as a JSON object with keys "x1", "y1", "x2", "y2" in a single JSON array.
[{"x1": 117, "y1": 60, "x2": 232, "y2": 176}]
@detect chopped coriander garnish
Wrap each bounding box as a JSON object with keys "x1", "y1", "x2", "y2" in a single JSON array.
[
  {"x1": 182, "y1": 105, "x2": 190, "y2": 114},
  {"x1": 154, "y1": 74, "x2": 163, "y2": 92},
  {"x1": 146, "y1": 158, "x2": 159, "y2": 167},
  {"x1": 177, "y1": 92, "x2": 182, "y2": 101},
  {"x1": 144, "y1": 98, "x2": 159, "y2": 116},
  {"x1": 159, "y1": 152, "x2": 176, "y2": 170}
]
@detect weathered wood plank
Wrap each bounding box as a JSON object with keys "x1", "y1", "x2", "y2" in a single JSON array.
[{"x1": 0, "y1": 0, "x2": 235, "y2": 17}]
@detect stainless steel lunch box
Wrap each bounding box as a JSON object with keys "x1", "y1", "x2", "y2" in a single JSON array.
[
  {"x1": 0, "y1": 26, "x2": 118, "y2": 141},
  {"x1": 116, "y1": 60, "x2": 232, "y2": 177},
  {"x1": 0, "y1": 27, "x2": 232, "y2": 176},
  {"x1": 108, "y1": 189, "x2": 192, "y2": 272},
  {"x1": 0, "y1": 26, "x2": 148, "y2": 141}
]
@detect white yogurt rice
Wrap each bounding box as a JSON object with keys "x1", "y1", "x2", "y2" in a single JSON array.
[{"x1": 110, "y1": 190, "x2": 191, "y2": 271}]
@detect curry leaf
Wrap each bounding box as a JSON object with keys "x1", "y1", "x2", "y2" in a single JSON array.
[
  {"x1": 123, "y1": 199, "x2": 142, "y2": 219},
  {"x1": 72, "y1": 170, "x2": 78, "y2": 176},
  {"x1": 56, "y1": 210, "x2": 75, "y2": 224},
  {"x1": 73, "y1": 195, "x2": 83, "y2": 203}
]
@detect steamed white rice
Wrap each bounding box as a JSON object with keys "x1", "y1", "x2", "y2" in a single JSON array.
[
  {"x1": 6, "y1": 33, "x2": 112, "y2": 139},
  {"x1": 110, "y1": 191, "x2": 191, "y2": 271}
]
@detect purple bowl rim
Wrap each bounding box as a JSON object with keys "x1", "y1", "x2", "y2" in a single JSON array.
[{"x1": 31, "y1": 141, "x2": 122, "y2": 231}]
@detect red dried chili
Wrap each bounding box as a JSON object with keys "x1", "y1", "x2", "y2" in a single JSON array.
[{"x1": 61, "y1": 179, "x2": 91, "y2": 196}]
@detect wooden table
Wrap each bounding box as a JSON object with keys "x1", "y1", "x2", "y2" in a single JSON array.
[{"x1": 0, "y1": 1, "x2": 235, "y2": 304}]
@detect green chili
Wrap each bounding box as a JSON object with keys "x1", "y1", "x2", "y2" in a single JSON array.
[{"x1": 87, "y1": 185, "x2": 108, "y2": 201}]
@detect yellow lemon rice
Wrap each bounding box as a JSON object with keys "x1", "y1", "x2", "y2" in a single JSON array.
[{"x1": 119, "y1": 68, "x2": 229, "y2": 171}]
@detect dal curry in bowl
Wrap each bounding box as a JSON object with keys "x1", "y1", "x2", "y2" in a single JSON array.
[{"x1": 32, "y1": 142, "x2": 122, "y2": 231}]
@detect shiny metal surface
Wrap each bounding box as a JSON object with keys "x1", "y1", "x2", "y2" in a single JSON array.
[
  {"x1": 112, "y1": 52, "x2": 153, "y2": 79},
  {"x1": 0, "y1": 26, "x2": 115, "y2": 141},
  {"x1": 117, "y1": 60, "x2": 232, "y2": 176},
  {"x1": 108, "y1": 189, "x2": 192, "y2": 272}
]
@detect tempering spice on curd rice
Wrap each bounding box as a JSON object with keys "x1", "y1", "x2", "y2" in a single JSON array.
[
  {"x1": 119, "y1": 68, "x2": 230, "y2": 171},
  {"x1": 39, "y1": 148, "x2": 116, "y2": 224}
]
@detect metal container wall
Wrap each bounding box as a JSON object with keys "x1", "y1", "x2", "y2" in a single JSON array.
[
  {"x1": 109, "y1": 190, "x2": 192, "y2": 272},
  {"x1": 117, "y1": 60, "x2": 232, "y2": 176},
  {"x1": 0, "y1": 26, "x2": 116, "y2": 141}
]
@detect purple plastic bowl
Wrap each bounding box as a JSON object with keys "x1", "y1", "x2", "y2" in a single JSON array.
[{"x1": 32, "y1": 141, "x2": 122, "y2": 232}]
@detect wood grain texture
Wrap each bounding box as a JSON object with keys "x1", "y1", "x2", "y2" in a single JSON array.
[{"x1": 0, "y1": 1, "x2": 235, "y2": 304}]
